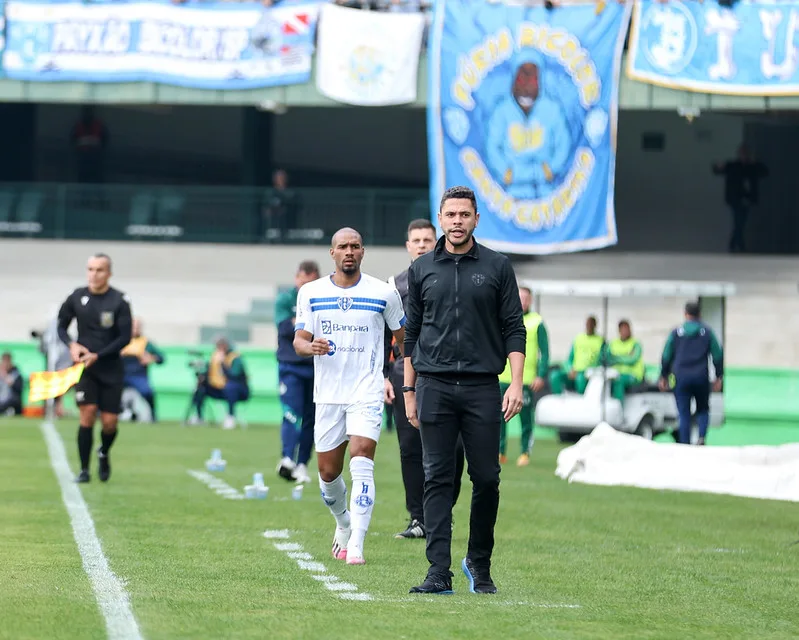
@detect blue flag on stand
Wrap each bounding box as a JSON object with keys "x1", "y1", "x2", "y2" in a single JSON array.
[{"x1": 427, "y1": 0, "x2": 632, "y2": 254}]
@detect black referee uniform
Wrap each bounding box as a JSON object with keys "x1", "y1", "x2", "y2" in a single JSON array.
[
  {"x1": 404, "y1": 235, "x2": 525, "y2": 594},
  {"x1": 58, "y1": 285, "x2": 132, "y2": 483},
  {"x1": 384, "y1": 269, "x2": 465, "y2": 539}
]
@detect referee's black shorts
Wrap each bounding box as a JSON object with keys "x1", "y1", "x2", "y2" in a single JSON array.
[{"x1": 74, "y1": 366, "x2": 124, "y2": 415}]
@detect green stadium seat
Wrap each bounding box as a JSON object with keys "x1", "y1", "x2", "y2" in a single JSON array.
[
  {"x1": 129, "y1": 192, "x2": 155, "y2": 225},
  {"x1": 0, "y1": 190, "x2": 15, "y2": 222},
  {"x1": 17, "y1": 190, "x2": 44, "y2": 223}
]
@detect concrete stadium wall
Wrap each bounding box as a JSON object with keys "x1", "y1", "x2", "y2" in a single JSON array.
[{"x1": 2, "y1": 239, "x2": 797, "y2": 368}]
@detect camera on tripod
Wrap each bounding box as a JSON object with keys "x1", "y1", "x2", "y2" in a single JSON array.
[{"x1": 186, "y1": 350, "x2": 208, "y2": 379}]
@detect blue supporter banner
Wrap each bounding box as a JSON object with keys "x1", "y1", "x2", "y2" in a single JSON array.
[
  {"x1": 427, "y1": 0, "x2": 631, "y2": 255},
  {"x1": 0, "y1": 0, "x2": 322, "y2": 88},
  {"x1": 628, "y1": 0, "x2": 799, "y2": 95}
]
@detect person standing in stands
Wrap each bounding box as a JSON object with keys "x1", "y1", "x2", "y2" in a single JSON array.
[
  {"x1": 498, "y1": 285, "x2": 549, "y2": 467},
  {"x1": 384, "y1": 218, "x2": 465, "y2": 541},
  {"x1": 262, "y1": 169, "x2": 301, "y2": 243},
  {"x1": 607, "y1": 319, "x2": 645, "y2": 402},
  {"x1": 121, "y1": 317, "x2": 165, "y2": 421},
  {"x1": 191, "y1": 337, "x2": 250, "y2": 430},
  {"x1": 549, "y1": 316, "x2": 604, "y2": 394},
  {"x1": 659, "y1": 302, "x2": 724, "y2": 445},
  {"x1": 275, "y1": 260, "x2": 320, "y2": 485},
  {"x1": 712, "y1": 144, "x2": 768, "y2": 253}
]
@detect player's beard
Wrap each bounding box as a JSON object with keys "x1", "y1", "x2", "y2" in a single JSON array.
[
  {"x1": 341, "y1": 263, "x2": 358, "y2": 275},
  {"x1": 446, "y1": 227, "x2": 473, "y2": 247}
]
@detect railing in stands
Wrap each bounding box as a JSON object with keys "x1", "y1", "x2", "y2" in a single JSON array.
[{"x1": 0, "y1": 183, "x2": 430, "y2": 245}]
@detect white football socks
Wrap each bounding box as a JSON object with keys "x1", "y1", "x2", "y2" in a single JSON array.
[
  {"x1": 348, "y1": 456, "x2": 375, "y2": 556},
  {"x1": 319, "y1": 474, "x2": 351, "y2": 530}
]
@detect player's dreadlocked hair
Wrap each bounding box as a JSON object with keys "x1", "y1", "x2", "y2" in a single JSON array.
[{"x1": 439, "y1": 186, "x2": 477, "y2": 213}]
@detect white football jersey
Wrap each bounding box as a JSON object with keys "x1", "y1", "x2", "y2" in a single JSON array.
[{"x1": 295, "y1": 273, "x2": 405, "y2": 405}]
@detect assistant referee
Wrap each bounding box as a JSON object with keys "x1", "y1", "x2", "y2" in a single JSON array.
[
  {"x1": 58, "y1": 253, "x2": 133, "y2": 483},
  {"x1": 404, "y1": 186, "x2": 526, "y2": 595}
]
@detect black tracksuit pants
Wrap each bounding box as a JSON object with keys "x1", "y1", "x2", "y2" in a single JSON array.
[
  {"x1": 415, "y1": 374, "x2": 502, "y2": 576},
  {"x1": 389, "y1": 370, "x2": 464, "y2": 524}
]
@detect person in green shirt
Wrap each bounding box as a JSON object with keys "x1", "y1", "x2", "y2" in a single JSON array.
[
  {"x1": 498, "y1": 286, "x2": 549, "y2": 466},
  {"x1": 549, "y1": 315, "x2": 604, "y2": 394},
  {"x1": 606, "y1": 319, "x2": 645, "y2": 402}
]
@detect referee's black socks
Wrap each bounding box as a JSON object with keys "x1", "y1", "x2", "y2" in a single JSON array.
[
  {"x1": 78, "y1": 426, "x2": 93, "y2": 471},
  {"x1": 100, "y1": 429, "x2": 117, "y2": 455}
]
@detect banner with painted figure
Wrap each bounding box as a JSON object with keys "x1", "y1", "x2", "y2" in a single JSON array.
[
  {"x1": 316, "y1": 3, "x2": 425, "y2": 106},
  {"x1": 428, "y1": 0, "x2": 632, "y2": 255},
  {"x1": 0, "y1": 0, "x2": 322, "y2": 89},
  {"x1": 628, "y1": 0, "x2": 799, "y2": 95}
]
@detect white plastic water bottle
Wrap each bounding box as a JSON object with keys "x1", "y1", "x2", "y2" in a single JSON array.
[
  {"x1": 205, "y1": 449, "x2": 226, "y2": 472},
  {"x1": 292, "y1": 484, "x2": 304, "y2": 500},
  {"x1": 245, "y1": 472, "x2": 268, "y2": 499}
]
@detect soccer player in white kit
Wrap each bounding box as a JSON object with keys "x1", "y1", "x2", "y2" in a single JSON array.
[{"x1": 294, "y1": 227, "x2": 406, "y2": 565}]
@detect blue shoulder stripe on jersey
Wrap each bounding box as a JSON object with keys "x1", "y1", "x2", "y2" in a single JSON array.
[
  {"x1": 352, "y1": 297, "x2": 387, "y2": 307},
  {"x1": 309, "y1": 297, "x2": 340, "y2": 304},
  {"x1": 294, "y1": 323, "x2": 305, "y2": 331},
  {"x1": 310, "y1": 304, "x2": 384, "y2": 313},
  {"x1": 398, "y1": 315, "x2": 406, "y2": 327}
]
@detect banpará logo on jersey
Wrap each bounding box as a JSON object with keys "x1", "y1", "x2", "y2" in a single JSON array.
[
  {"x1": 322, "y1": 319, "x2": 369, "y2": 335},
  {"x1": 337, "y1": 296, "x2": 354, "y2": 312},
  {"x1": 100, "y1": 312, "x2": 114, "y2": 328}
]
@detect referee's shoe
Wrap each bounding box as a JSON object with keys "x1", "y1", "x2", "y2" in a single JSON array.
[{"x1": 97, "y1": 447, "x2": 111, "y2": 482}]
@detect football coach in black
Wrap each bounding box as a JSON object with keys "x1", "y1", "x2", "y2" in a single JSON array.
[{"x1": 403, "y1": 185, "x2": 526, "y2": 595}]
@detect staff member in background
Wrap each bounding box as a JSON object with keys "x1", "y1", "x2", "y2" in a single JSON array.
[
  {"x1": 404, "y1": 186, "x2": 526, "y2": 595},
  {"x1": 121, "y1": 317, "x2": 165, "y2": 421},
  {"x1": 0, "y1": 352, "x2": 23, "y2": 416},
  {"x1": 659, "y1": 302, "x2": 724, "y2": 446},
  {"x1": 548, "y1": 315, "x2": 604, "y2": 394},
  {"x1": 607, "y1": 319, "x2": 645, "y2": 403},
  {"x1": 384, "y1": 218, "x2": 465, "y2": 541},
  {"x1": 498, "y1": 285, "x2": 549, "y2": 467},
  {"x1": 275, "y1": 260, "x2": 320, "y2": 485},
  {"x1": 191, "y1": 337, "x2": 250, "y2": 430}
]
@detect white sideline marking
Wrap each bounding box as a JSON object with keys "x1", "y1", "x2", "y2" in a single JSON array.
[
  {"x1": 187, "y1": 470, "x2": 244, "y2": 500},
  {"x1": 263, "y1": 533, "x2": 373, "y2": 601},
  {"x1": 41, "y1": 421, "x2": 144, "y2": 640}
]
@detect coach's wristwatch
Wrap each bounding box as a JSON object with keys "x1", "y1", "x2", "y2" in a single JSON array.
[{"x1": 401, "y1": 386, "x2": 416, "y2": 393}]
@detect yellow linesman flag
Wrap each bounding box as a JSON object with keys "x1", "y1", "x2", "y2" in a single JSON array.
[{"x1": 28, "y1": 364, "x2": 85, "y2": 403}]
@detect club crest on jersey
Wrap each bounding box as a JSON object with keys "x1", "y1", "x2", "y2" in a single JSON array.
[
  {"x1": 100, "y1": 311, "x2": 114, "y2": 328},
  {"x1": 337, "y1": 296, "x2": 353, "y2": 312},
  {"x1": 472, "y1": 273, "x2": 485, "y2": 286},
  {"x1": 81, "y1": 296, "x2": 89, "y2": 306}
]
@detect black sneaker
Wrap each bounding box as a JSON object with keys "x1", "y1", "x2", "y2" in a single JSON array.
[
  {"x1": 97, "y1": 447, "x2": 111, "y2": 482},
  {"x1": 409, "y1": 571, "x2": 454, "y2": 595},
  {"x1": 395, "y1": 519, "x2": 425, "y2": 539},
  {"x1": 75, "y1": 470, "x2": 90, "y2": 483},
  {"x1": 462, "y1": 557, "x2": 497, "y2": 594}
]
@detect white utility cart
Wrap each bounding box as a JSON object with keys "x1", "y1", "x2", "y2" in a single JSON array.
[{"x1": 523, "y1": 280, "x2": 735, "y2": 444}]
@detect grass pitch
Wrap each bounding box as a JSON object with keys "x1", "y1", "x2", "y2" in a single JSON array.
[{"x1": 1, "y1": 417, "x2": 797, "y2": 640}]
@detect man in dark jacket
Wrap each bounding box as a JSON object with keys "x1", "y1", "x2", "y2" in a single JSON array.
[
  {"x1": 384, "y1": 218, "x2": 465, "y2": 541},
  {"x1": 404, "y1": 185, "x2": 526, "y2": 595},
  {"x1": 275, "y1": 260, "x2": 320, "y2": 483},
  {"x1": 659, "y1": 301, "x2": 724, "y2": 445}
]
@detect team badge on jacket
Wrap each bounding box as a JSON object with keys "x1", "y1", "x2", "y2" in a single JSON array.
[{"x1": 100, "y1": 312, "x2": 114, "y2": 328}]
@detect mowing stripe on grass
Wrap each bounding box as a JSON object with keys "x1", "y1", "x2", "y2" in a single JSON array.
[{"x1": 41, "y1": 421, "x2": 144, "y2": 640}]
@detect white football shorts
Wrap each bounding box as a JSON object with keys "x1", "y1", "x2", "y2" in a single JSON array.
[{"x1": 314, "y1": 401, "x2": 384, "y2": 453}]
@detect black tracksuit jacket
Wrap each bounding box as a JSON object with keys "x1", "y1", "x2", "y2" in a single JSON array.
[{"x1": 403, "y1": 236, "x2": 526, "y2": 382}]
